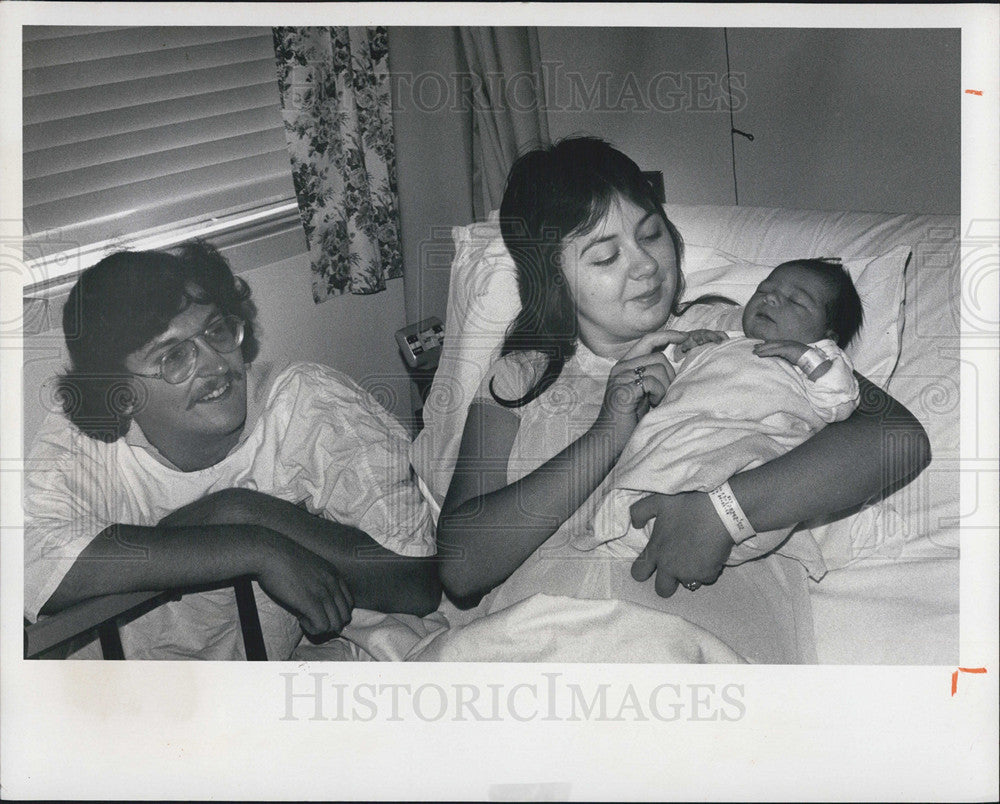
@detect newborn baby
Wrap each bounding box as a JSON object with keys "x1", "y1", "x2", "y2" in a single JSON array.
[{"x1": 584, "y1": 258, "x2": 863, "y2": 576}]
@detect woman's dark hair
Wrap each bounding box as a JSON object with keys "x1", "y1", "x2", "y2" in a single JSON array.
[
  {"x1": 492, "y1": 136, "x2": 686, "y2": 407},
  {"x1": 775, "y1": 259, "x2": 864, "y2": 348},
  {"x1": 56, "y1": 240, "x2": 259, "y2": 441}
]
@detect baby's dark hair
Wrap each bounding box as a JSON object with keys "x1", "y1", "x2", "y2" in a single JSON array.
[
  {"x1": 55, "y1": 240, "x2": 258, "y2": 442},
  {"x1": 776, "y1": 258, "x2": 863, "y2": 348}
]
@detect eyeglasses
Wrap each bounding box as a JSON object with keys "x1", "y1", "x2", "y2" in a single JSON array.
[{"x1": 132, "y1": 315, "x2": 245, "y2": 385}]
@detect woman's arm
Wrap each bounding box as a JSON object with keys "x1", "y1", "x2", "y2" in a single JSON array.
[
  {"x1": 40, "y1": 523, "x2": 355, "y2": 638},
  {"x1": 631, "y1": 374, "x2": 931, "y2": 595},
  {"x1": 439, "y1": 331, "x2": 689, "y2": 607},
  {"x1": 732, "y1": 374, "x2": 929, "y2": 523},
  {"x1": 437, "y1": 402, "x2": 621, "y2": 606},
  {"x1": 158, "y1": 489, "x2": 441, "y2": 617},
  {"x1": 438, "y1": 331, "x2": 690, "y2": 606}
]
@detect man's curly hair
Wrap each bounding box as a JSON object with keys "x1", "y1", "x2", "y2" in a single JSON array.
[{"x1": 56, "y1": 241, "x2": 259, "y2": 441}]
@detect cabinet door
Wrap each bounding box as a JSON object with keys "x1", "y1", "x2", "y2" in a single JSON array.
[{"x1": 728, "y1": 28, "x2": 959, "y2": 215}]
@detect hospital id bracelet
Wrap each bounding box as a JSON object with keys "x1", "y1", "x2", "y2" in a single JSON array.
[
  {"x1": 796, "y1": 347, "x2": 828, "y2": 376},
  {"x1": 707, "y1": 482, "x2": 756, "y2": 544}
]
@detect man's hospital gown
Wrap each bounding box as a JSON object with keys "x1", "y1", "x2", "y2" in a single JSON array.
[
  {"x1": 582, "y1": 332, "x2": 859, "y2": 577},
  {"x1": 24, "y1": 362, "x2": 436, "y2": 660}
]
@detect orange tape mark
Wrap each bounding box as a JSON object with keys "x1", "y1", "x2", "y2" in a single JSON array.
[
  {"x1": 951, "y1": 666, "x2": 988, "y2": 696},
  {"x1": 964, "y1": 89, "x2": 983, "y2": 96}
]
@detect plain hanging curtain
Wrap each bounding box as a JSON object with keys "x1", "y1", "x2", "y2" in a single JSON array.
[
  {"x1": 273, "y1": 26, "x2": 404, "y2": 301},
  {"x1": 457, "y1": 27, "x2": 551, "y2": 220}
]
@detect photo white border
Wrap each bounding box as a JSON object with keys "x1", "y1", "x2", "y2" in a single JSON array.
[{"x1": 2, "y1": 3, "x2": 997, "y2": 800}]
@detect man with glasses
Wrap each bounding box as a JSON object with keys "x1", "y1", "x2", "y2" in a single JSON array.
[{"x1": 24, "y1": 241, "x2": 440, "y2": 659}]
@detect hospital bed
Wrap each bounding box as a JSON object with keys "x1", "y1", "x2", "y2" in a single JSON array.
[{"x1": 24, "y1": 578, "x2": 268, "y2": 660}]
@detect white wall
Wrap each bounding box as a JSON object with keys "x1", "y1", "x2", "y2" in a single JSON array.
[
  {"x1": 242, "y1": 253, "x2": 413, "y2": 423},
  {"x1": 386, "y1": 26, "x2": 960, "y2": 336},
  {"x1": 538, "y1": 27, "x2": 737, "y2": 206},
  {"x1": 538, "y1": 27, "x2": 960, "y2": 216},
  {"x1": 728, "y1": 28, "x2": 960, "y2": 215}
]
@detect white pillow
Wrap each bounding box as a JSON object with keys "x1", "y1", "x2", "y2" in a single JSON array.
[
  {"x1": 410, "y1": 217, "x2": 518, "y2": 506},
  {"x1": 681, "y1": 244, "x2": 912, "y2": 388}
]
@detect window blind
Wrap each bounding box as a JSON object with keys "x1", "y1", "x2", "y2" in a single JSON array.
[{"x1": 22, "y1": 26, "x2": 297, "y2": 265}]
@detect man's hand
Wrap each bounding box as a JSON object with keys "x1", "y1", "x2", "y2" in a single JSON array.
[
  {"x1": 628, "y1": 491, "x2": 733, "y2": 597},
  {"x1": 161, "y1": 492, "x2": 355, "y2": 637},
  {"x1": 254, "y1": 530, "x2": 355, "y2": 641},
  {"x1": 679, "y1": 329, "x2": 729, "y2": 353},
  {"x1": 160, "y1": 487, "x2": 439, "y2": 618}
]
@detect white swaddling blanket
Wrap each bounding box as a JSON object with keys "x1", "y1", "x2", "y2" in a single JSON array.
[
  {"x1": 408, "y1": 593, "x2": 746, "y2": 663},
  {"x1": 584, "y1": 334, "x2": 859, "y2": 579},
  {"x1": 408, "y1": 300, "x2": 822, "y2": 663}
]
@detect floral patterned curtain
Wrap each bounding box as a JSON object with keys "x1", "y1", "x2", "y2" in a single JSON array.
[{"x1": 274, "y1": 27, "x2": 403, "y2": 301}]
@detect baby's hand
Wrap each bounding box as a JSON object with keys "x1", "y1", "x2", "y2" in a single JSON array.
[
  {"x1": 679, "y1": 329, "x2": 729, "y2": 353},
  {"x1": 752, "y1": 339, "x2": 810, "y2": 364}
]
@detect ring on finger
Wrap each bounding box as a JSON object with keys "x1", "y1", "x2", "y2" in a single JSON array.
[
  {"x1": 683, "y1": 581, "x2": 701, "y2": 591},
  {"x1": 633, "y1": 376, "x2": 646, "y2": 392},
  {"x1": 633, "y1": 365, "x2": 647, "y2": 378}
]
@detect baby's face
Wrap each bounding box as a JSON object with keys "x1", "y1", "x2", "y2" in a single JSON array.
[{"x1": 742, "y1": 265, "x2": 836, "y2": 343}]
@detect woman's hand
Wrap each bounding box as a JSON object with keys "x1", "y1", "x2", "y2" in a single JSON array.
[
  {"x1": 597, "y1": 330, "x2": 688, "y2": 451},
  {"x1": 629, "y1": 491, "x2": 733, "y2": 597}
]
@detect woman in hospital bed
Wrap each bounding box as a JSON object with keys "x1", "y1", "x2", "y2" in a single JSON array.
[
  {"x1": 429, "y1": 136, "x2": 929, "y2": 663},
  {"x1": 585, "y1": 258, "x2": 863, "y2": 581}
]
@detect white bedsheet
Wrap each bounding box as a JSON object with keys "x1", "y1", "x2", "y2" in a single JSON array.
[
  {"x1": 810, "y1": 556, "x2": 959, "y2": 664},
  {"x1": 410, "y1": 594, "x2": 746, "y2": 663},
  {"x1": 292, "y1": 594, "x2": 746, "y2": 663}
]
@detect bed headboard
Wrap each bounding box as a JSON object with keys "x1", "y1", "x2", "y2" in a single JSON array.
[{"x1": 663, "y1": 204, "x2": 959, "y2": 263}]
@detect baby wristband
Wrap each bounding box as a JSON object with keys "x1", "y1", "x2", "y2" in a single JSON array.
[
  {"x1": 796, "y1": 347, "x2": 828, "y2": 376},
  {"x1": 707, "y1": 482, "x2": 756, "y2": 544}
]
